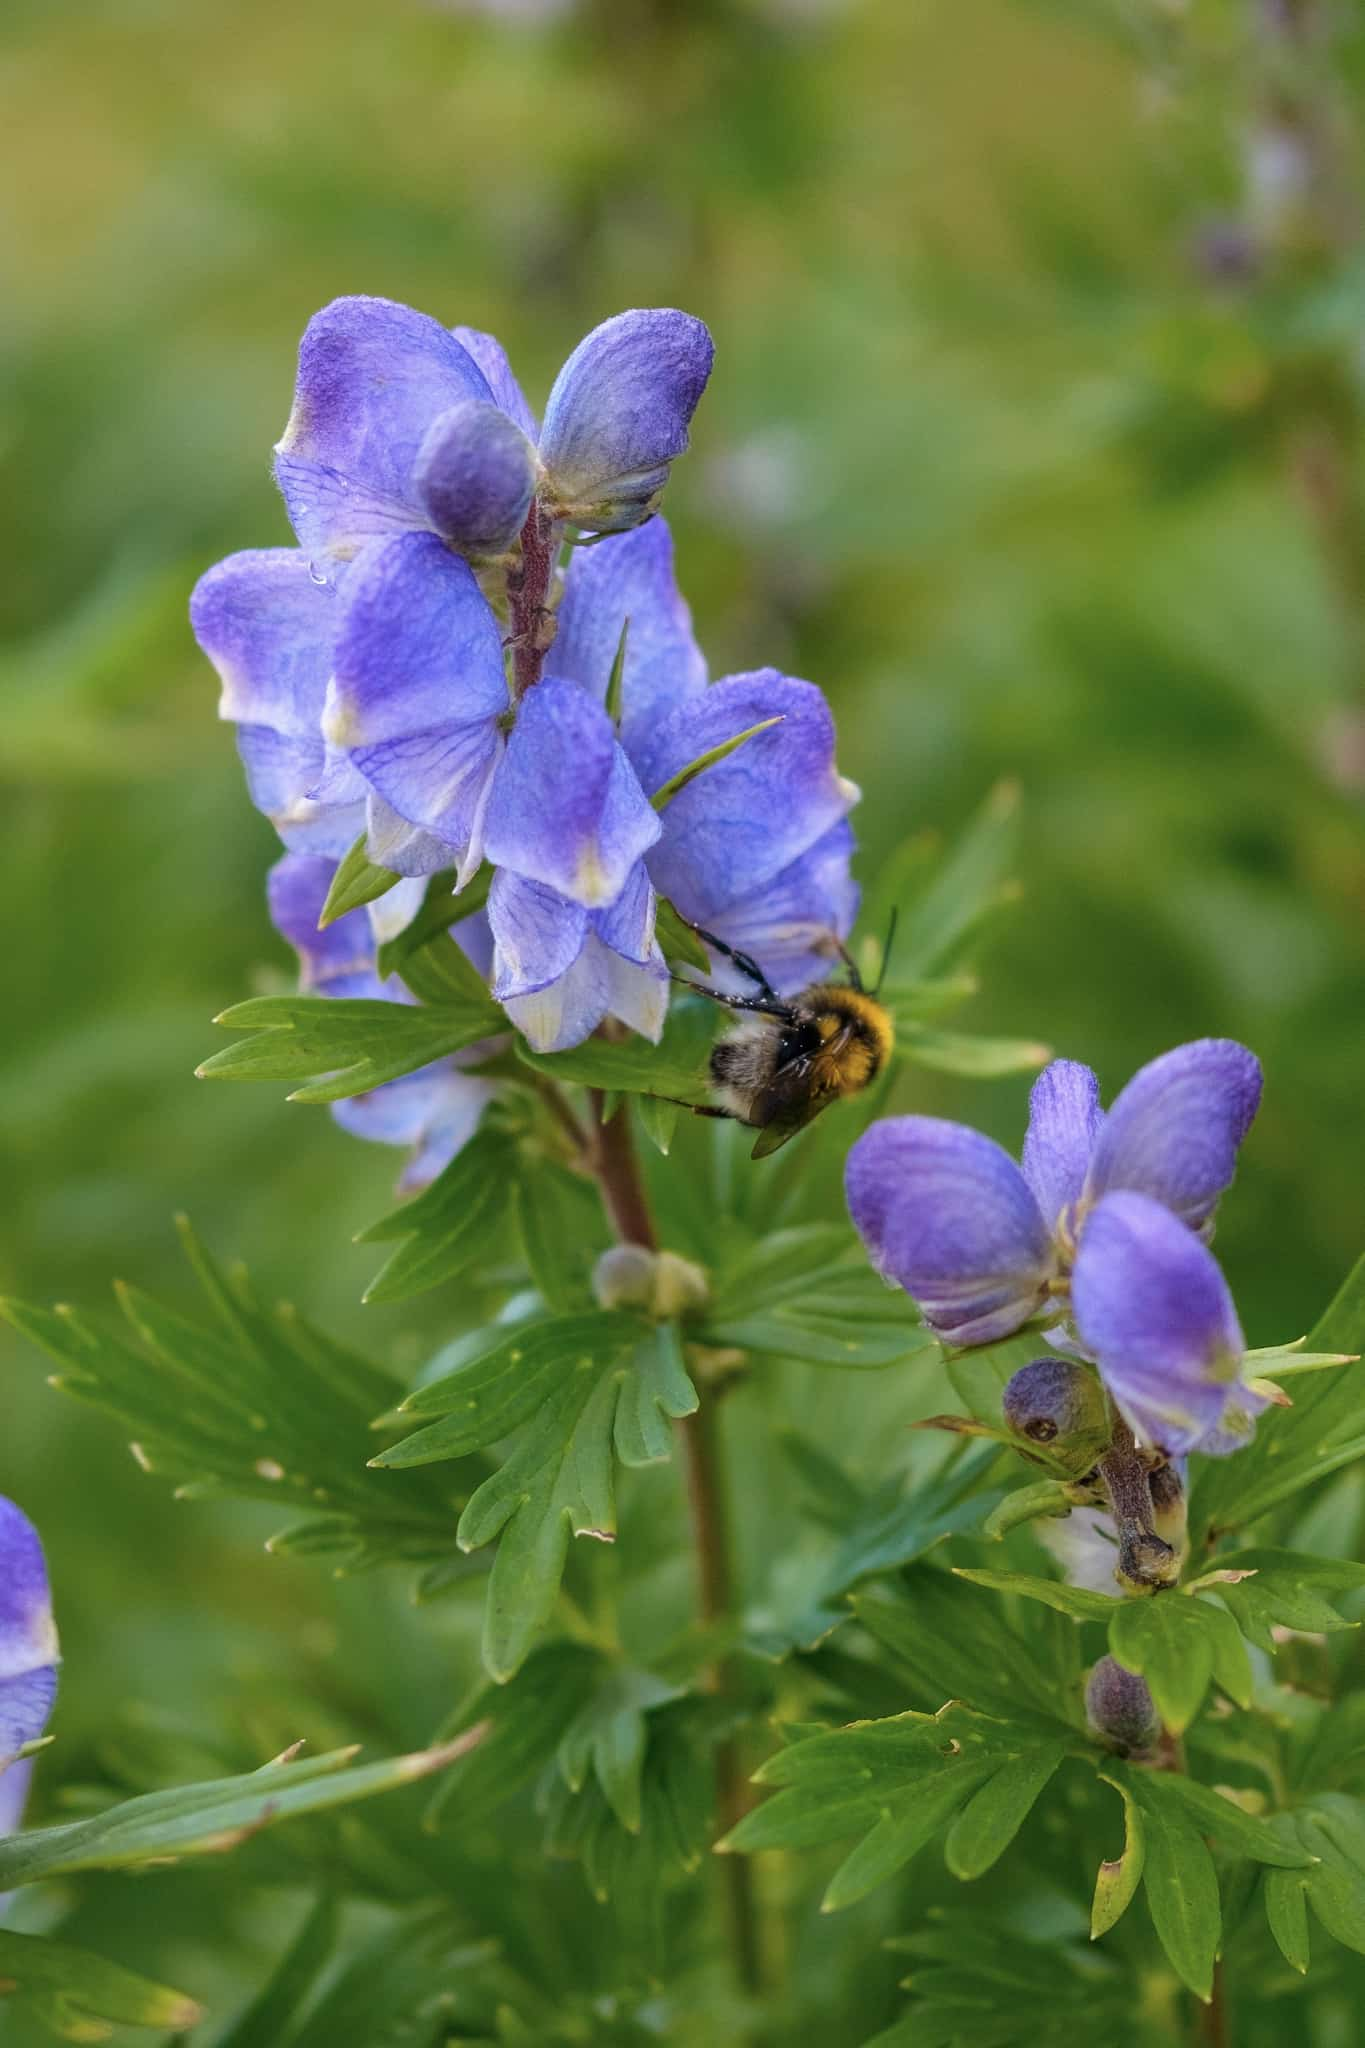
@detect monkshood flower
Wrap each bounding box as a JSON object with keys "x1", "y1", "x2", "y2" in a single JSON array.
[
  {"x1": 190, "y1": 299, "x2": 712, "y2": 875},
  {"x1": 269, "y1": 855, "x2": 496, "y2": 1191},
  {"x1": 274, "y1": 296, "x2": 713, "y2": 561},
  {"x1": 0, "y1": 1496, "x2": 58, "y2": 1839},
  {"x1": 846, "y1": 1040, "x2": 1266, "y2": 1455}
]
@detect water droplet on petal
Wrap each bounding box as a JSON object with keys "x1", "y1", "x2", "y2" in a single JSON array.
[{"x1": 308, "y1": 562, "x2": 328, "y2": 587}]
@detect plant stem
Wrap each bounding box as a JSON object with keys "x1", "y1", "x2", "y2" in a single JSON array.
[
  {"x1": 1200, "y1": 1960, "x2": 1229, "y2": 2048},
  {"x1": 507, "y1": 501, "x2": 557, "y2": 698},
  {"x1": 585, "y1": 1092, "x2": 765, "y2": 1997}
]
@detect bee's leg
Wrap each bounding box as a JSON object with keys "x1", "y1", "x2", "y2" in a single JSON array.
[
  {"x1": 644, "y1": 1092, "x2": 741, "y2": 1123},
  {"x1": 669, "y1": 973, "x2": 793, "y2": 1021},
  {"x1": 676, "y1": 919, "x2": 782, "y2": 1004}
]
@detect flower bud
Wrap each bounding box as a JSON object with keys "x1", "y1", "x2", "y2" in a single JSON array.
[
  {"x1": 1002, "y1": 1359, "x2": 1108, "y2": 1473},
  {"x1": 592, "y1": 1245, "x2": 709, "y2": 1319},
  {"x1": 1085, "y1": 1656, "x2": 1161, "y2": 1756}
]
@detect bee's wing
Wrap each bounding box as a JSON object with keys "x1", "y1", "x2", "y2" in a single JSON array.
[{"x1": 747, "y1": 1045, "x2": 844, "y2": 1158}]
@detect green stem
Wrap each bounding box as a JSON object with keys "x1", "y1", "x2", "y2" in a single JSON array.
[{"x1": 585, "y1": 1094, "x2": 765, "y2": 1998}]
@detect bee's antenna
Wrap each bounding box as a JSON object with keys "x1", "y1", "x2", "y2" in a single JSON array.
[{"x1": 873, "y1": 907, "x2": 899, "y2": 997}]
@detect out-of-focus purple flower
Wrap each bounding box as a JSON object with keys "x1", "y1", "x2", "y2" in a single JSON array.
[
  {"x1": 0, "y1": 1497, "x2": 58, "y2": 1837},
  {"x1": 268, "y1": 855, "x2": 496, "y2": 1190},
  {"x1": 1071, "y1": 1193, "x2": 1266, "y2": 1457},
  {"x1": 274, "y1": 296, "x2": 713, "y2": 561},
  {"x1": 845, "y1": 1041, "x2": 1263, "y2": 1454}
]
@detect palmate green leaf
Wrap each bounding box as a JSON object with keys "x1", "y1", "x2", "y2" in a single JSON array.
[
  {"x1": 1262, "y1": 1794, "x2": 1365, "y2": 1968},
  {"x1": 1094, "y1": 1765, "x2": 1312, "y2": 1997},
  {"x1": 198, "y1": 990, "x2": 501, "y2": 1103},
  {"x1": 556, "y1": 1666, "x2": 683, "y2": 1833},
  {"x1": 701, "y1": 1225, "x2": 937, "y2": 1369},
  {"x1": 1, "y1": 1223, "x2": 460, "y2": 1574},
  {"x1": 866, "y1": 1916, "x2": 1134, "y2": 2048},
  {"x1": 1108, "y1": 1592, "x2": 1253, "y2": 1733},
  {"x1": 513, "y1": 1154, "x2": 609, "y2": 1310},
  {"x1": 319, "y1": 831, "x2": 401, "y2": 926},
  {"x1": 0, "y1": 1737, "x2": 482, "y2": 1890},
  {"x1": 282, "y1": 1912, "x2": 501, "y2": 2048},
  {"x1": 747, "y1": 1443, "x2": 999, "y2": 1659},
  {"x1": 722, "y1": 1703, "x2": 1066, "y2": 1911},
  {"x1": 423, "y1": 1641, "x2": 604, "y2": 1832},
  {"x1": 1198, "y1": 1547, "x2": 1365, "y2": 1654},
  {"x1": 857, "y1": 1574, "x2": 1075, "y2": 1725},
  {"x1": 541, "y1": 1699, "x2": 716, "y2": 1909},
  {"x1": 0, "y1": 1929, "x2": 204, "y2": 2039},
  {"x1": 1192, "y1": 1251, "x2": 1365, "y2": 1543},
  {"x1": 373, "y1": 1313, "x2": 697, "y2": 1679},
  {"x1": 355, "y1": 1126, "x2": 520, "y2": 1305}
]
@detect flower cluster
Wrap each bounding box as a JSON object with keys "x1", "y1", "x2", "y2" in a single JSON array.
[
  {"x1": 846, "y1": 1040, "x2": 1266, "y2": 1460},
  {"x1": 192, "y1": 298, "x2": 858, "y2": 1169},
  {"x1": 0, "y1": 1496, "x2": 58, "y2": 1840}
]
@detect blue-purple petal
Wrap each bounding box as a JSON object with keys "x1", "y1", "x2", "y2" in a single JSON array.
[
  {"x1": 554, "y1": 518, "x2": 707, "y2": 746},
  {"x1": 1071, "y1": 1191, "x2": 1258, "y2": 1456},
  {"x1": 488, "y1": 866, "x2": 666, "y2": 1051},
  {"x1": 267, "y1": 854, "x2": 376, "y2": 991},
  {"x1": 1085, "y1": 1039, "x2": 1263, "y2": 1236},
  {"x1": 483, "y1": 676, "x2": 660, "y2": 908},
  {"x1": 0, "y1": 1497, "x2": 58, "y2": 1773},
  {"x1": 845, "y1": 1117, "x2": 1053, "y2": 1345},
  {"x1": 274, "y1": 297, "x2": 493, "y2": 559},
  {"x1": 413, "y1": 400, "x2": 537, "y2": 558},
  {"x1": 538, "y1": 309, "x2": 714, "y2": 530},
  {"x1": 638, "y1": 670, "x2": 857, "y2": 915},
  {"x1": 328, "y1": 534, "x2": 508, "y2": 870},
  {"x1": 1021, "y1": 1060, "x2": 1103, "y2": 1228},
  {"x1": 451, "y1": 325, "x2": 539, "y2": 441},
  {"x1": 692, "y1": 819, "x2": 859, "y2": 996},
  {"x1": 333, "y1": 1067, "x2": 495, "y2": 1193}
]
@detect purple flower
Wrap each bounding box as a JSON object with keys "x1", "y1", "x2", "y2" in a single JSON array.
[
  {"x1": 1071, "y1": 1193, "x2": 1266, "y2": 1457},
  {"x1": 273, "y1": 296, "x2": 713, "y2": 561},
  {"x1": 0, "y1": 1497, "x2": 58, "y2": 1838},
  {"x1": 268, "y1": 854, "x2": 496, "y2": 1190},
  {"x1": 845, "y1": 1040, "x2": 1264, "y2": 1454}
]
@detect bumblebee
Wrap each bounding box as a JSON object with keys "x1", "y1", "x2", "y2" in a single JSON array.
[{"x1": 680, "y1": 922, "x2": 896, "y2": 1157}]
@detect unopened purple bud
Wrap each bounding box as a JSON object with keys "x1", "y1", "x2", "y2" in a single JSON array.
[
  {"x1": 413, "y1": 399, "x2": 538, "y2": 559},
  {"x1": 1086, "y1": 1655, "x2": 1161, "y2": 1755},
  {"x1": 1002, "y1": 1359, "x2": 1107, "y2": 1452}
]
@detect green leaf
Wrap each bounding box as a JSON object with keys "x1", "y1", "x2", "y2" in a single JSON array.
[
  {"x1": 604, "y1": 613, "x2": 630, "y2": 725},
  {"x1": 318, "y1": 831, "x2": 400, "y2": 925},
  {"x1": 0, "y1": 1930, "x2": 204, "y2": 2037},
  {"x1": 556, "y1": 1666, "x2": 682, "y2": 1833},
  {"x1": 702, "y1": 1230, "x2": 937, "y2": 1369},
  {"x1": 213, "y1": 1893, "x2": 338, "y2": 2048},
  {"x1": 1121, "y1": 1775, "x2": 1220, "y2": 2001},
  {"x1": 612, "y1": 1324, "x2": 699, "y2": 1466},
  {"x1": 517, "y1": 995, "x2": 717, "y2": 1103},
  {"x1": 375, "y1": 1312, "x2": 698, "y2": 1678},
  {"x1": 375, "y1": 867, "x2": 484, "y2": 979},
  {"x1": 952, "y1": 1568, "x2": 1120, "y2": 1621},
  {"x1": 894, "y1": 778, "x2": 1022, "y2": 978},
  {"x1": 395, "y1": 929, "x2": 497, "y2": 1009},
  {"x1": 725, "y1": 1705, "x2": 1064, "y2": 1910},
  {"x1": 1091, "y1": 1776, "x2": 1145, "y2": 1938},
  {"x1": 1, "y1": 1222, "x2": 460, "y2": 1576},
  {"x1": 355, "y1": 1127, "x2": 518, "y2": 1305},
  {"x1": 422, "y1": 1641, "x2": 605, "y2": 1831},
  {"x1": 654, "y1": 898, "x2": 712, "y2": 974},
  {"x1": 1192, "y1": 1251, "x2": 1365, "y2": 1542},
  {"x1": 1264, "y1": 1867, "x2": 1312, "y2": 1974},
  {"x1": 942, "y1": 1745, "x2": 1065, "y2": 1880},
  {"x1": 1108, "y1": 1594, "x2": 1230, "y2": 1734},
  {"x1": 649, "y1": 714, "x2": 784, "y2": 809},
  {"x1": 637, "y1": 1091, "x2": 681, "y2": 1154},
  {"x1": 199, "y1": 992, "x2": 501, "y2": 1103},
  {"x1": 1132, "y1": 1771, "x2": 1312, "y2": 1868},
  {"x1": 893, "y1": 1023, "x2": 1050, "y2": 1078},
  {"x1": 1202, "y1": 1548, "x2": 1365, "y2": 1654},
  {"x1": 513, "y1": 1154, "x2": 607, "y2": 1309},
  {"x1": 856, "y1": 1576, "x2": 1073, "y2": 1726},
  {"x1": 0, "y1": 1736, "x2": 483, "y2": 1890}
]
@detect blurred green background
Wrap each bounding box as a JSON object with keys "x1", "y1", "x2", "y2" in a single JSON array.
[{"x1": 4, "y1": 0, "x2": 1365, "y2": 2027}]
